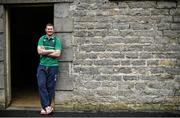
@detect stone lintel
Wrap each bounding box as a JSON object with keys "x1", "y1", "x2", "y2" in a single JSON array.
[{"x1": 0, "y1": 0, "x2": 73, "y2": 4}]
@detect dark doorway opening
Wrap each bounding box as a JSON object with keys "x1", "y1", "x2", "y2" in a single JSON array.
[{"x1": 9, "y1": 5, "x2": 53, "y2": 107}]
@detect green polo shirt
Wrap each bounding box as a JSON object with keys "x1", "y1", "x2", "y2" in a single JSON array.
[{"x1": 38, "y1": 34, "x2": 62, "y2": 66}]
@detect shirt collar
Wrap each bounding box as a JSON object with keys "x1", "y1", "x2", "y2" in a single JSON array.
[{"x1": 45, "y1": 34, "x2": 55, "y2": 40}]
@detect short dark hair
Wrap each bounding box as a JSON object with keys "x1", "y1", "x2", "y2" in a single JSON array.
[{"x1": 46, "y1": 23, "x2": 54, "y2": 27}]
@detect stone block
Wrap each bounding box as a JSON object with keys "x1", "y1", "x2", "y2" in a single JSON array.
[
  {"x1": 112, "y1": 23, "x2": 129, "y2": 30},
  {"x1": 124, "y1": 45, "x2": 144, "y2": 52},
  {"x1": 0, "y1": 63, "x2": 4, "y2": 89},
  {"x1": 54, "y1": 17, "x2": 73, "y2": 32},
  {"x1": 151, "y1": 9, "x2": 169, "y2": 15},
  {"x1": 56, "y1": 78, "x2": 73, "y2": 91},
  {"x1": 98, "y1": 52, "x2": 124, "y2": 59},
  {"x1": 130, "y1": 23, "x2": 152, "y2": 30},
  {"x1": 0, "y1": 49, "x2": 3, "y2": 61},
  {"x1": 59, "y1": 71, "x2": 69, "y2": 79},
  {"x1": 55, "y1": 91, "x2": 74, "y2": 104},
  {"x1": 75, "y1": 66, "x2": 100, "y2": 75},
  {"x1": 147, "y1": 60, "x2": 159, "y2": 66},
  {"x1": 121, "y1": 60, "x2": 130, "y2": 66},
  {"x1": 157, "y1": 23, "x2": 170, "y2": 30},
  {"x1": 100, "y1": 67, "x2": 132, "y2": 74},
  {"x1": 174, "y1": 16, "x2": 180, "y2": 22},
  {"x1": 94, "y1": 59, "x2": 120, "y2": 66},
  {"x1": 73, "y1": 59, "x2": 93, "y2": 66},
  {"x1": 157, "y1": 1, "x2": 176, "y2": 9},
  {"x1": 0, "y1": 5, "x2": 3, "y2": 18},
  {"x1": 0, "y1": 0, "x2": 74, "y2": 4},
  {"x1": 55, "y1": 104, "x2": 74, "y2": 111},
  {"x1": 56, "y1": 33, "x2": 72, "y2": 48},
  {"x1": 101, "y1": 81, "x2": 117, "y2": 87},
  {"x1": 59, "y1": 48, "x2": 73, "y2": 61},
  {"x1": 0, "y1": 89, "x2": 5, "y2": 103},
  {"x1": 54, "y1": 3, "x2": 70, "y2": 18},
  {"x1": 84, "y1": 81, "x2": 101, "y2": 89},
  {"x1": 160, "y1": 16, "x2": 173, "y2": 23},
  {"x1": 171, "y1": 23, "x2": 180, "y2": 30},
  {"x1": 0, "y1": 19, "x2": 3, "y2": 33},
  {"x1": 144, "y1": 44, "x2": 180, "y2": 52},
  {"x1": 127, "y1": 1, "x2": 156, "y2": 8},
  {"x1": 138, "y1": 75, "x2": 157, "y2": 80},
  {"x1": 178, "y1": 1, "x2": 180, "y2": 8},
  {"x1": 139, "y1": 53, "x2": 153, "y2": 59},
  {"x1": 116, "y1": 8, "x2": 151, "y2": 16},
  {"x1": 0, "y1": 33, "x2": 3, "y2": 45},
  {"x1": 163, "y1": 30, "x2": 180, "y2": 39},
  {"x1": 125, "y1": 52, "x2": 138, "y2": 59},
  {"x1": 123, "y1": 76, "x2": 138, "y2": 81},
  {"x1": 75, "y1": 52, "x2": 96, "y2": 60},
  {"x1": 0, "y1": 34, "x2": 4, "y2": 60},
  {"x1": 80, "y1": 44, "x2": 105, "y2": 52},
  {"x1": 150, "y1": 67, "x2": 165, "y2": 74},
  {"x1": 59, "y1": 62, "x2": 70, "y2": 72},
  {"x1": 103, "y1": 36, "x2": 123, "y2": 44},
  {"x1": 56, "y1": 62, "x2": 73, "y2": 91},
  {"x1": 58, "y1": 62, "x2": 70, "y2": 77},
  {"x1": 170, "y1": 8, "x2": 180, "y2": 15},
  {"x1": 93, "y1": 75, "x2": 109, "y2": 81},
  {"x1": 131, "y1": 60, "x2": 146, "y2": 66}
]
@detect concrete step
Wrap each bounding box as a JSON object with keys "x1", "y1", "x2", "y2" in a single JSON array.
[{"x1": 0, "y1": 109, "x2": 180, "y2": 117}]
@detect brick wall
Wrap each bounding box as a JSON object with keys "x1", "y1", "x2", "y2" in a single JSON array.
[{"x1": 56, "y1": 0, "x2": 180, "y2": 111}]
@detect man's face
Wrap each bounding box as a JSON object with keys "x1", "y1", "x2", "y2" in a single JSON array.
[{"x1": 45, "y1": 26, "x2": 54, "y2": 36}]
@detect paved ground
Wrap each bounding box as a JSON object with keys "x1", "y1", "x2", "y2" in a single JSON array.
[{"x1": 0, "y1": 109, "x2": 180, "y2": 117}]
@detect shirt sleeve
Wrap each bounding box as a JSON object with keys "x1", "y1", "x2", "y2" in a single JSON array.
[
  {"x1": 38, "y1": 36, "x2": 44, "y2": 46},
  {"x1": 55, "y1": 37, "x2": 62, "y2": 50}
]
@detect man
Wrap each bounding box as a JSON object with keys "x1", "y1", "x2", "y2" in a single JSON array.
[{"x1": 37, "y1": 23, "x2": 62, "y2": 114}]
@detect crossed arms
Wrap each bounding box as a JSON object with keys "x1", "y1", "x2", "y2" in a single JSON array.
[{"x1": 37, "y1": 46, "x2": 61, "y2": 58}]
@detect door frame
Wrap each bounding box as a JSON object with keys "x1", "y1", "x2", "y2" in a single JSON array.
[
  {"x1": 4, "y1": 4, "x2": 54, "y2": 108},
  {"x1": 5, "y1": 6, "x2": 11, "y2": 107},
  {"x1": 4, "y1": 1, "x2": 74, "y2": 108}
]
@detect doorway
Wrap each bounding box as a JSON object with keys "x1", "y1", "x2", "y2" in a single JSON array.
[{"x1": 9, "y1": 5, "x2": 53, "y2": 108}]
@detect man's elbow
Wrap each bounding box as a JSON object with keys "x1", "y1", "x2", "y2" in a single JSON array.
[
  {"x1": 37, "y1": 50, "x2": 42, "y2": 55},
  {"x1": 37, "y1": 47, "x2": 44, "y2": 55}
]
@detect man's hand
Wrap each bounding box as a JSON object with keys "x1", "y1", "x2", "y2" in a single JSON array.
[
  {"x1": 37, "y1": 46, "x2": 54, "y2": 55},
  {"x1": 37, "y1": 46, "x2": 61, "y2": 57},
  {"x1": 48, "y1": 50, "x2": 61, "y2": 58}
]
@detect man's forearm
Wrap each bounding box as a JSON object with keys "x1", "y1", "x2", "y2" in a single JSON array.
[
  {"x1": 38, "y1": 49, "x2": 55, "y2": 55},
  {"x1": 48, "y1": 50, "x2": 61, "y2": 58}
]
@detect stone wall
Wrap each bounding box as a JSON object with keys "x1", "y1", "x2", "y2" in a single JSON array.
[
  {"x1": 55, "y1": 0, "x2": 180, "y2": 111},
  {"x1": 0, "y1": 0, "x2": 179, "y2": 112},
  {"x1": 0, "y1": 5, "x2": 5, "y2": 108}
]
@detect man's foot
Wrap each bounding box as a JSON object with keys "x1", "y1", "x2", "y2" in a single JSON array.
[
  {"x1": 40, "y1": 106, "x2": 53, "y2": 115},
  {"x1": 40, "y1": 108, "x2": 46, "y2": 115}
]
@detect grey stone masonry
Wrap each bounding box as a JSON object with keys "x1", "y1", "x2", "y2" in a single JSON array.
[
  {"x1": 0, "y1": 89, "x2": 5, "y2": 105},
  {"x1": 54, "y1": 18, "x2": 74, "y2": 33},
  {"x1": 0, "y1": 5, "x2": 4, "y2": 108},
  {"x1": 0, "y1": 0, "x2": 179, "y2": 112},
  {"x1": 0, "y1": 34, "x2": 4, "y2": 61},
  {"x1": 54, "y1": 2, "x2": 74, "y2": 93},
  {"x1": 55, "y1": 0, "x2": 180, "y2": 112},
  {"x1": 0, "y1": 5, "x2": 3, "y2": 33},
  {"x1": 0, "y1": 0, "x2": 74, "y2": 4},
  {"x1": 0, "y1": 62, "x2": 4, "y2": 89}
]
